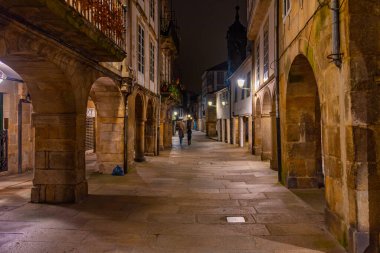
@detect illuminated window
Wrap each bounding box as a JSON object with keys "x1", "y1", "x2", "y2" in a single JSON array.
[
  {"x1": 138, "y1": 25, "x2": 145, "y2": 74},
  {"x1": 255, "y1": 38, "x2": 260, "y2": 88},
  {"x1": 150, "y1": 0, "x2": 155, "y2": 21},
  {"x1": 149, "y1": 42, "x2": 155, "y2": 81},
  {"x1": 246, "y1": 72, "x2": 251, "y2": 97},
  {"x1": 263, "y1": 20, "x2": 269, "y2": 81}
]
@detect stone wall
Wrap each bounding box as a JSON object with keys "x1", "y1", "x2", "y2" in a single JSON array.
[{"x1": 279, "y1": 0, "x2": 380, "y2": 251}]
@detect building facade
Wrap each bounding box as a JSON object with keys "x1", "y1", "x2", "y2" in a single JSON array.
[
  {"x1": 246, "y1": 1, "x2": 380, "y2": 251},
  {"x1": 216, "y1": 87, "x2": 231, "y2": 143},
  {"x1": 248, "y1": 0, "x2": 277, "y2": 168},
  {"x1": 230, "y1": 57, "x2": 253, "y2": 150},
  {"x1": 200, "y1": 62, "x2": 228, "y2": 137},
  {"x1": 159, "y1": 0, "x2": 181, "y2": 151}
]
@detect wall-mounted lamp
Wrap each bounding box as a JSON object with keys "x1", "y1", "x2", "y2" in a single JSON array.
[
  {"x1": 0, "y1": 71, "x2": 6, "y2": 84},
  {"x1": 174, "y1": 111, "x2": 178, "y2": 116},
  {"x1": 237, "y1": 79, "x2": 245, "y2": 88},
  {"x1": 222, "y1": 101, "x2": 226, "y2": 106},
  {"x1": 208, "y1": 101, "x2": 213, "y2": 106}
]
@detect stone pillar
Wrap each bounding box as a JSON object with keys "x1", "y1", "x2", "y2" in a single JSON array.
[
  {"x1": 135, "y1": 119, "x2": 146, "y2": 162},
  {"x1": 239, "y1": 117, "x2": 244, "y2": 147},
  {"x1": 96, "y1": 116, "x2": 124, "y2": 173},
  {"x1": 261, "y1": 114, "x2": 272, "y2": 160},
  {"x1": 145, "y1": 117, "x2": 156, "y2": 156},
  {"x1": 159, "y1": 122, "x2": 164, "y2": 151},
  {"x1": 221, "y1": 119, "x2": 226, "y2": 142},
  {"x1": 254, "y1": 115, "x2": 262, "y2": 156},
  {"x1": 270, "y1": 111, "x2": 278, "y2": 170},
  {"x1": 248, "y1": 116, "x2": 253, "y2": 153},
  {"x1": 31, "y1": 113, "x2": 87, "y2": 203}
]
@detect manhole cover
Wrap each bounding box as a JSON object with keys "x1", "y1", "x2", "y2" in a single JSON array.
[{"x1": 226, "y1": 216, "x2": 246, "y2": 223}]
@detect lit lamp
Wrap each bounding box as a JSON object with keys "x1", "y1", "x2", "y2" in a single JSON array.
[
  {"x1": 174, "y1": 111, "x2": 178, "y2": 116},
  {"x1": 187, "y1": 114, "x2": 191, "y2": 118},
  {"x1": 0, "y1": 70, "x2": 6, "y2": 84},
  {"x1": 208, "y1": 101, "x2": 212, "y2": 106},
  {"x1": 222, "y1": 101, "x2": 226, "y2": 106},
  {"x1": 237, "y1": 78, "x2": 245, "y2": 88}
]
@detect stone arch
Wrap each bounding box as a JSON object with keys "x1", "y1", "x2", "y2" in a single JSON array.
[
  {"x1": 134, "y1": 93, "x2": 146, "y2": 162},
  {"x1": 0, "y1": 27, "x2": 94, "y2": 203},
  {"x1": 88, "y1": 77, "x2": 124, "y2": 174},
  {"x1": 284, "y1": 54, "x2": 323, "y2": 188},
  {"x1": 254, "y1": 98, "x2": 262, "y2": 155},
  {"x1": 145, "y1": 99, "x2": 156, "y2": 156},
  {"x1": 261, "y1": 90, "x2": 272, "y2": 160}
]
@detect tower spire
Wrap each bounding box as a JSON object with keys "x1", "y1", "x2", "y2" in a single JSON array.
[{"x1": 235, "y1": 5, "x2": 240, "y2": 22}]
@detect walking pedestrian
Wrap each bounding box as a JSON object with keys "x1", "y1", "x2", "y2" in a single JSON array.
[
  {"x1": 187, "y1": 128, "x2": 192, "y2": 145},
  {"x1": 178, "y1": 127, "x2": 184, "y2": 146}
]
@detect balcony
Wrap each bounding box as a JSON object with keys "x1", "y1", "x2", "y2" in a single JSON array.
[
  {"x1": 0, "y1": 0, "x2": 126, "y2": 62},
  {"x1": 161, "y1": 81, "x2": 181, "y2": 103},
  {"x1": 247, "y1": 0, "x2": 271, "y2": 40}
]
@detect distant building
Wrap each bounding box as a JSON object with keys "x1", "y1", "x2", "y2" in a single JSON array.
[
  {"x1": 200, "y1": 62, "x2": 228, "y2": 137},
  {"x1": 229, "y1": 57, "x2": 253, "y2": 150},
  {"x1": 216, "y1": 87, "x2": 230, "y2": 143}
]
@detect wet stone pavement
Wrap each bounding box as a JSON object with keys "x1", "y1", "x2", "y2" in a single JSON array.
[{"x1": 0, "y1": 131, "x2": 346, "y2": 252}]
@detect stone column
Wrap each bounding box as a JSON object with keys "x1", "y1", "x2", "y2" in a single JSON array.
[
  {"x1": 144, "y1": 117, "x2": 156, "y2": 156},
  {"x1": 221, "y1": 119, "x2": 226, "y2": 142},
  {"x1": 239, "y1": 117, "x2": 244, "y2": 148},
  {"x1": 159, "y1": 122, "x2": 165, "y2": 150},
  {"x1": 96, "y1": 116, "x2": 124, "y2": 173},
  {"x1": 135, "y1": 119, "x2": 146, "y2": 162},
  {"x1": 270, "y1": 111, "x2": 278, "y2": 170},
  {"x1": 31, "y1": 113, "x2": 87, "y2": 203},
  {"x1": 254, "y1": 115, "x2": 262, "y2": 156}
]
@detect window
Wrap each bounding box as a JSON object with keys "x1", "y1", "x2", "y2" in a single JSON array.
[
  {"x1": 241, "y1": 81, "x2": 245, "y2": 100},
  {"x1": 246, "y1": 72, "x2": 251, "y2": 97},
  {"x1": 234, "y1": 84, "x2": 238, "y2": 103},
  {"x1": 150, "y1": 0, "x2": 155, "y2": 21},
  {"x1": 255, "y1": 39, "x2": 260, "y2": 88},
  {"x1": 263, "y1": 21, "x2": 269, "y2": 81},
  {"x1": 138, "y1": 25, "x2": 145, "y2": 74},
  {"x1": 217, "y1": 72, "x2": 225, "y2": 85},
  {"x1": 207, "y1": 73, "x2": 214, "y2": 92},
  {"x1": 149, "y1": 42, "x2": 155, "y2": 81},
  {"x1": 283, "y1": 0, "x2": 291, "y2": 18}
]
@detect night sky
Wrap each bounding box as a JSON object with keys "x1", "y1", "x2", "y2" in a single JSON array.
[{"x1": 173, "y1": 0, "x2": 247, "y2": 94}]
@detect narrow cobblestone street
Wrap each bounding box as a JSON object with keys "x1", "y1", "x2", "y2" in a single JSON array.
[{"x1": 0, "y1": 132, "x2": 346, "y2": 252}]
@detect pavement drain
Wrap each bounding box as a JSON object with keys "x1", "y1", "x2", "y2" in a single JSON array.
[{"x1": 226, "y1": 216, "x2": 246, "y2": 223}]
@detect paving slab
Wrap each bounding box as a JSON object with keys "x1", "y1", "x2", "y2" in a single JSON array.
[{"x1": 0, "y1": 131, "x2": 346, "y2": 252}]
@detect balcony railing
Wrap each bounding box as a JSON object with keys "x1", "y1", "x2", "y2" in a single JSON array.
[{"x1": 65, "y1": 0, "x2": 126, "y2": 49}]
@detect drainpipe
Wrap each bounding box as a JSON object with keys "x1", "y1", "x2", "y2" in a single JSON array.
[
  {"x1": 123, "y1": 94, "x2": 129, "y2": 174},
  {"x1": 17, "y1": 96, "x2": 31, "y2": 174},
  {"x1": 330, "y1": 0, "x2": 342, "y2": 68},
  {"x1": 275, "y1": 0, "x2": 282, "y2": 182}
]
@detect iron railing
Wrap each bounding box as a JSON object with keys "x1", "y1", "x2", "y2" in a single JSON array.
[
  {"x1": 0, "y1": 130, "x2": 8, "y2": 172},
  {"x1": 65, "y1": 0, "x2": 126, "y2": 49}
]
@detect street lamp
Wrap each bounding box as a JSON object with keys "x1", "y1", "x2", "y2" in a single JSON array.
[
  {"x1": 237, "y1": 78, "x2": 245, "y2": 88},
  {"x1": 174, "y1": 111, "x2": 178, "y2": 116},
  {"x1": 208, "y1": 101, "x2": 213, "y2": 106},
  {"x1": 222, "y1": 101, "x2": 226, "y2": 106}
]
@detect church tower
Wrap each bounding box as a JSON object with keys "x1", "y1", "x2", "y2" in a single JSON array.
[{"x1": 226, "y1": 6, "x2": 247, "y2": 78}]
